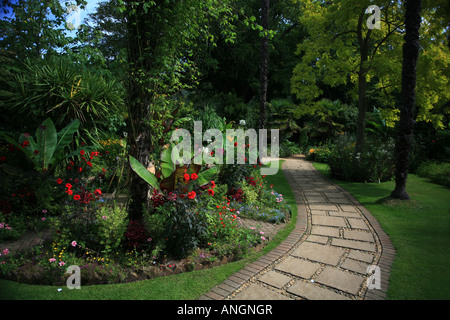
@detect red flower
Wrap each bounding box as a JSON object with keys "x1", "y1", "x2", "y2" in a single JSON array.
[
  {"x1": 94, "y1": 189, "x2": 102, "y2": 196},
  {"x1": 187, "y1": 191, "x2": 196, "y2": 199},
  {"x1": 78, "y1": 167, "x2": 83, "y2": 172},
  {"x1": 66, "y1": 189, "x2": 73, "y2": 195},
  {"x1": 210, "y1": 180, "x2": 216, "y2": 189},
  {"x1": 234, "y1": 142, "x2": 238, "y2": 147},
  {"x1": 80, "y1": 150, "x2": 85, "y2": 155},
  {"x1": 208, "y1": 189, "x2": 215, "y2": 196},
  {"x1": 56, "y1": 178, "x2": 63, "y2": 185},
  {"x1": 184, "y1": 173, "x2": 190, "y2": 182},
  {"x1": 190, "y1": 173, "x2": 198, "y2": 180},
  {"x1": 65, "y1": 183, "x2": 72, "y2": 189},
  {"x1": 87, "y1": 161, "x2": 92, "y2": 167},
  {"x1": 22, "y1": 141, "x2": 30, "y2": 148},
  {"x1": 74, "y1": 195, "x2": 81, "y2": 201}
]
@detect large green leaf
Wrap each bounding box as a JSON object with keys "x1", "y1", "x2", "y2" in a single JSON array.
[
  {"x1": 56, "y1": 119, "x2": 80, "y2": 152},
  {"x1": 197, "y1": 166, "x2": 218, "y2": 186},
  {"x1": 129, "y1": 155, "x2": 160, "y2": 190},
  {"x1": 35, "y1": 118, "x2": 57, "y2": 171},
  {"x1": 161, "y1": 144, "x2": 175, "y2": 179}
]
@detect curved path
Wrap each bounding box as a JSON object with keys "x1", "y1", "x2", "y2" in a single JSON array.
[{"x1": 199, "y1": 155, "x2": 395, "y2": 300}]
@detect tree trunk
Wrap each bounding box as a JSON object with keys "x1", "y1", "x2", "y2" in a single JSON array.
[
  {"x1": 354, "y1": 11, "x2": 371, "y2": 155},
  {"x1": 391, "y1": 0, "x2": 422, "y2": 200},
  {"x1": 125, "y1": 2, "x2": 154, "y2": 220},
  {"x1": 259, "y1": 0, "x2": 270, "y2": 129},
  {"x1": 355, "y1": 60, "x2": 368, "y2": 155}
]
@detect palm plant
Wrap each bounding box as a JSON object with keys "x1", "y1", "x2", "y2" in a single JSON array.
[
  {"x1": 2, "y1": 56, "x2": 125, "y2": 134},
  {"x1": 267, "y1": 98, "x2": 301, "y2": 141}
]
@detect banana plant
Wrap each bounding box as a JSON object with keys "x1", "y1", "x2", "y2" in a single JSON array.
[
  {"x1": 0, "y1": 118, "x2": 81, "y2": 173},
  {"x1": 129, "y1": 143, "x2": 218, "y2": 193}
]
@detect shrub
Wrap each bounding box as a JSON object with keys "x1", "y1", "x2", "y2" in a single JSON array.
[
  {"x1": 328, "y1": 135, "x2": 395, "y2": 183},
  {"x1": 279, "y1": 140, "x2": 301, "y2": 158},
  {"x1": 95, "y1": 205, "x2": 128, "y2": 253},
  {"x1": 416, "y1": 161, "x2": 450, "y2": 187},
  {"x1": 124, "y1": 220, "x2": 149, "y2": 249},
  {"x1": 144, "y1": 195, "x2": 208, "y2": 259},
  {"x1": 305, "y1": 146, "x2": 332, "y2": 163}
]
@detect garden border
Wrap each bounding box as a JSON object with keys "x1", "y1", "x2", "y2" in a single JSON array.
[
  {"x1": 197, "y1": 156, "x2": 309, "y2": 300},
  {"x1": 198, "y1": 155, "x2": 396, "y2": 300},
  {"x1": 319, "y1": 173, "x2": 396, "y2": 300}
]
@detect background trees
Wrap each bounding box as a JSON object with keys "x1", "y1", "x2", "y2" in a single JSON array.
[
  {"x1": 391, "y1": 0, "x2": 423, "y2": 200},
  {"x1": 0, "y1": 0, "x2": 448, "y2": 211}
]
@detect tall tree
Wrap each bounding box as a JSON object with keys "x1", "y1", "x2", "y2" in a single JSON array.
[
  {"x1": 391, "y1": 0, "x2": 423, "y2": 200},
  {"x1": 123, "y1": 0, "x2": 237, "y2": 220},
  {"x1": 0, "y1": 0, "x2": 86, "y2": 62},
  {"x1": 291, "y1": 0, "x2": 406, "y2": 154},
  {"x1": 259, "y1": 0, "x2": 270, "y2": 129},
  {"x1": 291, "y1": 0, "x2": 449, "y2": 153}
]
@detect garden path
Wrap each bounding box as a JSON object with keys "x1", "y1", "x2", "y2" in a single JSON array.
[{"x1": 198, "y1": 155, "x2": 396, "y2": 300}]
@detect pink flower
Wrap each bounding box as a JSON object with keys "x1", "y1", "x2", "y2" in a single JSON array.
[
  {"x1": 71, "y1": 241, "x2": 77, "y2": 247},
  {"x1": 147, "y1": 238, "x2": 152, "y2": 242},
  {"x1": 102, "y1": 216, "x2": 107, "y2": 220},
  {"x1": 261, "y1": 236, "x2": 266, "y2": 241},
  {"x1": 2, "y1": 248, "x2": 9, "y2": 255},
  {"x1": 59, "y1": 261, "x2": 65, "y2": 267},
  {"x1": 41, "y1": 217, "x2": 46, "y2": 222},
  {"x1": 49, "y1": 258, "x2": 56, "y2": 263},
  {"x1": 42, "y1": 209, "x2": 47, "y2": 213}
]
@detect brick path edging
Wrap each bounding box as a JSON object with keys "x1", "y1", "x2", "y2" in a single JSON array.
[
  {"x1": 198, "y1": 156, "x2": 396, "y2": 300},
  {"x1": 327, "y1": 178, "x2": 396, "y2": 300},
  {"x1": 197, "y1": 158, "x2": 310, "y2": 300}
]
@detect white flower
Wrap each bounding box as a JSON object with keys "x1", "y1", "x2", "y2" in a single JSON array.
[{"x1": 239, "y1": 120, "x2": 246, "y2": 126}]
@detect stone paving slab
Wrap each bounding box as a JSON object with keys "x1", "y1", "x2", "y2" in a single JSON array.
[
  {"x1": 311, "y1": 226, "x2": 340, "y2": 237},
  {"x1": 347, "y1": 250, "x2": 375, "y2": 264},
  {"x1": 348, "y1": 218, "x2": 370, "y2": 230},
  {"x1": 332, "y1": 238, "x2": 377, "y2": 252},
  {"x1": 232, "y1": 284, "x2": 293, "y2": 300},
  {"x1": 258, "y1": 271, "x2": 292, "y2": 289},
  {"x1": 274, "y1": 257, "x2": 321, "y2": 279},
  {"x1": 287, "y1": 280, "x2": 352, "y2": 300},
  {"x1": 314, "y1": 267, "x2": 366, "y2": 295},
  {"x1": 344, "y1": 229, "x2": 375, "y2": 242},
  {"x1": 305, "y1": 235, "x2": 328, "y2": 244},
  {"x1": 199, "y1": 155, "x2": 395, "y2": 301},
  {"x1": 312, "y1": 215, "x2": 347, "y2": 227},
  {"x1": 341, "y1": 258, "x2": 371, "y2": 274},
  {"x1": 291, "y1": 242, "x2": 345, "y2": 266},
  {"x1": 309, "y1": 204, "x2": 339, "y2": 212}
]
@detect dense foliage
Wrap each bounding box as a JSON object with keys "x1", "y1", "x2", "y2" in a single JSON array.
[{"x1": 0, "y1": 0, "x2": 448, "y2": 287}]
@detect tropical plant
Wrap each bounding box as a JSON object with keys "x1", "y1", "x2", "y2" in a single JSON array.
[
  {"x1": 0, "y1": 118, "x2": 80, "y2": 174},
  {"x1": 129, "y1": 143, "x2": 219, "y2": 193},
  {"x1": 267, "y1": 99, "x2": 301, "y2": 141},
  {"x1": 2, "y1": 56, "x2": 125, "y2": 132}
]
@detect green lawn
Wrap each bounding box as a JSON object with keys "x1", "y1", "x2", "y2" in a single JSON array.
[
  {"x1": 0, "y1": 161, "x2": 298, "y2": 300},
  {"x1": 313, "y1": 162, "x2": 450, "y2": 300}
]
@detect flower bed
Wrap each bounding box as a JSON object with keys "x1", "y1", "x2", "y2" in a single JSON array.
[{"x1": 0, "y1": 119, "x2": 290, "y2": 287}]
